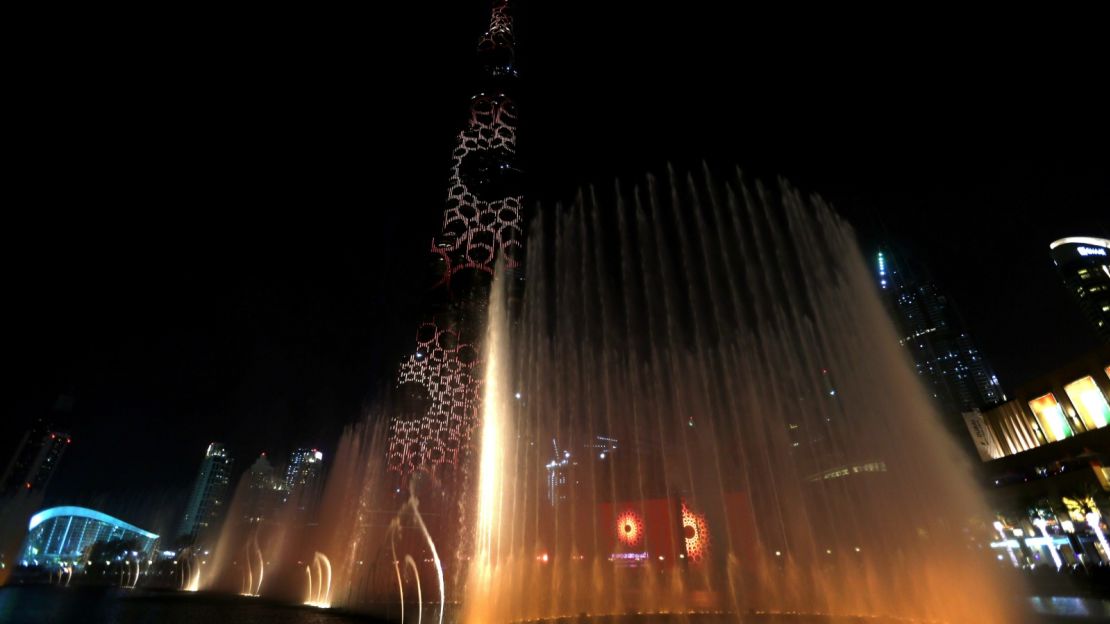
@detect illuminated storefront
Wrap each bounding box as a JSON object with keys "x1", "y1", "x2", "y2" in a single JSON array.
[{"x1": 967, "y1": 356, "x2": 1110, "y2": 460}]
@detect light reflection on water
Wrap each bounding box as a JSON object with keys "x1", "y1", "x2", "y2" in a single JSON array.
[
  {"x1": 4, "y1": 585, "x2": 1110, "y2": 623},
  {"x1": 0, "y1": 586, "x2": 388, "y2": 624},
  {"x1": 1028, "y1": 595, "x2": 1110, "y2": 618}
]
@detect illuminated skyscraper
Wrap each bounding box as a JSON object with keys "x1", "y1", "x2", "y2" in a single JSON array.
[
  {"x1": 875, "y1": 247, "x2": 1005, "y2": 418},
  {"x1": 284, "y1": 448, "x2": 324, "y2": 518},
  {"x1": 388, "y1": 0, "x2": 523, "y2": 480},
  {"x1": 1050, "y1": 236, "x2": 1110, "y2": 343},
  {"x1": 178, "y1": 443, "x2": 233, "y2": 545}
]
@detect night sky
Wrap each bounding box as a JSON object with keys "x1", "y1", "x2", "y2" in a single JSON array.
[{"x1": 5, "y1": 4, "x2": 1107, "y2": 532}]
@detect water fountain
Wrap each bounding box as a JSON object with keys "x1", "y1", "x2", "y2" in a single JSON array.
[
  {"x1": 192, "y1": 166, "x2": 1020, "y2": 622},
  {"x1": 450, "y1": 166, "x2": 1021, "y2": 622}
]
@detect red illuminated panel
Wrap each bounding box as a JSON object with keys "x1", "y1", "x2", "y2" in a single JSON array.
[{"x1": 681, "y1": 500, "x2": 710, "y2": 564}]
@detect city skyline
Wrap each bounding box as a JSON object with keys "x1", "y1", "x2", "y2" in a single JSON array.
[
  {"x1": 3, "y1": 2, "x2": 1108, "y2": 534},
  {"x1": 1, "y1": 4, "x2": 1108, "y2": 622}
]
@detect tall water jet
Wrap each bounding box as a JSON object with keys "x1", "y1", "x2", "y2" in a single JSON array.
[
  {"x1": 462, "y1": 261, "x2": 512, "y2": 623},
  {"x1": 452, "y1": 167, "x2": 1021, "y2": 623}
]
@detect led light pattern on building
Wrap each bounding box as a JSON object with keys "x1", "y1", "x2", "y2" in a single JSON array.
[
  {"x1": 389, "y1": 1, "x2": 521, "y2": 479},
  {"x1": 616, "y1": 509, "x2": 645, "y2": 547},
  {"x1": 389, "y1": 322, "x2": 481, "y2": 475},
  {"x1": 681, "y1": 500, "x2": 710, "y2": 564},
  {"x1": 432, "y1": 1, "x2": 522, "y2": 287}
]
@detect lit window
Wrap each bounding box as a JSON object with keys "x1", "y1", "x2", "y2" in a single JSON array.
[
  {"x1": 1065, "y1": 377, "x2": 1110, "y2": 430},
  {"x1": 1029, "y1": 393, "x2": 1072, "y2": 442}
]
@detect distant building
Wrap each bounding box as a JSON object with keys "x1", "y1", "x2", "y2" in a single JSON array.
[
  {"x1": 874, "y1": 247, "x2": 1005, "y2": 419},
  {"x1": 1050, "y1": 236, "x2": 1110, "y2": 344},
  {"x1": 242, "y1": 453, "x2": 284, "y2": 524},
  {"x1": 1, "y1": 396, "x2": 75, "y2": 499},
  {"x1": 20, "y1": 506, "x2": 159, "y2": 569},
  {"x1": 178, "y1": 443, "x2": 233, "y2": 545},
  {"x1": 284, "y1": 448, "x2": 324, "y2": 518}
]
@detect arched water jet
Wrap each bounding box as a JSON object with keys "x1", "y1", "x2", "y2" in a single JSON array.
[
  {"x1": 404, "y1": 554, "x2": 423, "y2": 624},
  {"x1": 304, "y1": 551, "x2": 333, "y2": 608},
  {"x1": 385, "y1": 487, "x2": 446, "y2": 624},
  {"x1": 181, "y1": 553, "x2": 201, "y2": 592}
]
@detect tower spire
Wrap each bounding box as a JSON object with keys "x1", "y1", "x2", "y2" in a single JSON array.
[{"x1": 388, "y1": 1, "x2": 525, "y2": 479}]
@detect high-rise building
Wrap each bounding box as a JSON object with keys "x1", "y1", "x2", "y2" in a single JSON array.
[
  {"x1": 874, "y1": 247, "x2": 1005, "y2": 419},
  {"x1": 388, "y1": 0, "x2": 523, "y2": 480},
  {"x1": 0, "y1": 422, "x2": 71, "y2": 498},
  {"x1": 0, "y1": 396, "x2": 74, "y2": 498},
  {"x1": 1050, "y1": 236, "x2": 1110, "y2": 344},
  {"x1": 178, "y1": 443, "x2": 233, "y2": 545},
  {"x1": 283, "y1": 448, "x2": 324, "y2": 517},
  {"x1": 242, "y1": 452, "x2": 283, "y2": 524}
]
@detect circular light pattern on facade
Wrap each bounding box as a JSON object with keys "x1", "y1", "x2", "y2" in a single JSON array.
[
  {"x1": 388, "y1": 321, "x2": 481, "y2": 476},
  {"x1": 616, "y1": 510, "x2": 644, "y2": 547},
  {"x1": 681, "y1": 500, "x2": 710, "y2": 564}
]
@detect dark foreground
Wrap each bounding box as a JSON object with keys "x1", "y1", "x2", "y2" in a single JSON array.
[{"x1": 0, "y1": 586, "x2": 1107, "y2": 624}]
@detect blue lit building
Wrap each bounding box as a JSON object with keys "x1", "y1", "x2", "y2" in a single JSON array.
[{"x1": 20, "y1": 506, "x2": 158, "y2": 568}]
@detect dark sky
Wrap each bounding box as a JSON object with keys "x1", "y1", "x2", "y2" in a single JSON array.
[{"x1": 4, "y1": 4, "x2": 1107, "y2": 531}]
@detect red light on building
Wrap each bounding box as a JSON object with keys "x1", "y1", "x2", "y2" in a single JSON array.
[
  {"x1": 616, "y1": 510, "x2": 645, "y2": 547},
  {"x1": 681, "y1": 500, "x2": 710, "y2": 564}
]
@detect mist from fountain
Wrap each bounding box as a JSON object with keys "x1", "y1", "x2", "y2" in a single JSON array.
[
  {"x1": 454, "y1": 166, "x2": 1021, "y2": 622},
  {"x1": 190, "y1": 166, "x2": 1021, "y2": 623}
]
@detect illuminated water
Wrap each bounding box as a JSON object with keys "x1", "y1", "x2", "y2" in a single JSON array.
[
  {"x1": 452, "y1": 168, "x2": 1023, "y2": 622},
  {"x1": 186, "y1": 167, "x2": 1033, "y2": 622}
]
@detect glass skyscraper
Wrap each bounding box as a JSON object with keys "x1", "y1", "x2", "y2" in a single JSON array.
[
  {"x1": 875, "y1": 247, "x2": 1005, "y2": 418},
  {"x1": 178, "y1": 443, "x2": 233, "y2": 545},
  {"x1": 1050, "y1": 236, "x2": 1110, "y2": 344}
]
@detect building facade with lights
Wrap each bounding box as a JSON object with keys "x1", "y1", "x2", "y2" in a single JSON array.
[
  {"x1": 387, "y1": 0, "x2": 524, "y2": 482},
  {"x1": 0, "y1": 423, "x2": 71, "y2": 498},
  {"x1": 965, "y1": 346, "x2": 1110, "y2": 569},
  {"x1": 19, "y1": 506, "x2": 159, "y2": 569},
  {"x1": 178, "y1": 443, "x2": 233, "y2": 546},
  {"x1": 874, "y1": 247, "x2": 1005, "y2": 438},
  {"x1": 1050, "y1": 236, "x2": 1110, "y2": 344},
  {"x1": 284, "y1": 447, "x2": 324, "y2": 519}
]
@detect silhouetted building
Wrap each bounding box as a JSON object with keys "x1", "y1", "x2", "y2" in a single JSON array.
[
  {"x1": 243, "y1": 453, "x2": 283, "y2": 524},
  {"x1": 1, "y1": 396, "x2": 75, "y2": 499},
  {"x1": 178, "y1": 443, "x2": 233, "y2": 545},
  {"x1": 284, "y1": 448, "x2": 324, "y2": 518},
  {"x1": 874, "y1": 247, "x2": 1005, "y2": 419},
  {"x1": 1050, "y1": 236, "x2": 1110, "y2": 344},
  {"x1": 0, "y1": 419, "x2": 71, "y2": 498}
]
